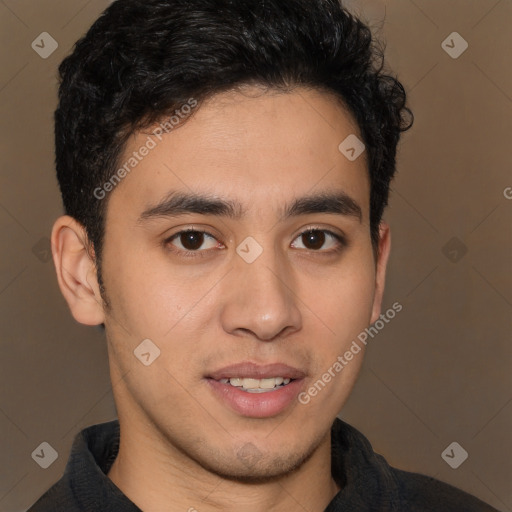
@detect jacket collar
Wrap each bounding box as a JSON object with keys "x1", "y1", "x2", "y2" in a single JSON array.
[{"x1": 64, "y1": 416, "x2": 400, "y2": 511}]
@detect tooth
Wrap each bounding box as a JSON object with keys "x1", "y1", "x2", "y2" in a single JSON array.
[
  {"x1": 242, "y1": 378, "x2": 261, "y2": 389},
  {"x1": 259, "y1": 378, "x2": 277, "y2": 389},
  {"x1": 221, "y1": 377, "x2": 291, "y2": 389}
]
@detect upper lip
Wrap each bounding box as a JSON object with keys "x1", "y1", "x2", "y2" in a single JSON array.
[{"x1": 207, "y1": 362, "x2": 306, "y2": 380}]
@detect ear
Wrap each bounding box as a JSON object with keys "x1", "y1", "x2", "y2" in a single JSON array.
[
  {"x1": 51, "y1": 215, "x2": 105, "y2": 325},
  {"x1": 370, "y1": 222, "x2": 391, "y2": 324}
]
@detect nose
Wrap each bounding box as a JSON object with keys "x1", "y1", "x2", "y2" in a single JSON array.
[{"x1": 220, "y1": 241, "x2": 302, "y2": 341}]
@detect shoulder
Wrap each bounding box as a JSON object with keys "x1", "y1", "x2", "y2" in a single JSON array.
[
  {"x1": 27, "y1": 420, "x2": 123, "y2": 512},
  {"x1": 389, "y1": 464, "x2": 500, "y2": 511},
  {"x1": 331, "y1": 418, "x2": 500, "y2": 511},
  {"x1": 27, "y1": 479, "x2": 76, "y2": 512}
]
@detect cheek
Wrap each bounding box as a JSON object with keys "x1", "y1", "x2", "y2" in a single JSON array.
[
  {"x1": 299, "y1": 257, "x2": 375, "y2": 410},
  {"x1": 101, "y1": 240, "x2": 190, "y2": 338},
  {"x1": 308, "y1": 255, "x2": 376, "y2": 344}
]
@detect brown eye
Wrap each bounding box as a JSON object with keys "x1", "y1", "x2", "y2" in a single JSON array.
[
  {"x1": 166, "y1": 229, "x2": 219, "y2": 255},
  {"x1": 292, "y1": 229, "x2": 344, "y2": 252},
  {"x1": 301, "y1": 230, "x2": 326, "y2": 250},
  {"x1": 179, "y1": 231, "x2": 206, "y2": 250}
]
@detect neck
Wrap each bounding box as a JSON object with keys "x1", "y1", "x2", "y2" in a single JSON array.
[{"x1": 107, "y1": 415, "x2": 341, "y2": 512}]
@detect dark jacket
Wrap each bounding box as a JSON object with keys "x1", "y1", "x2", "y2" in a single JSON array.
[{"x1": 28, "y1": 418, "x2": 500, "y2": 511}]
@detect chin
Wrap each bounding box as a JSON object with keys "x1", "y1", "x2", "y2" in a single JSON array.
[
  {"x1": 191, "y1": 437, "x2": 319, "y2": 483},
  {"x1": 203, "y1": 452, "x2": 311, "y2": 483}
]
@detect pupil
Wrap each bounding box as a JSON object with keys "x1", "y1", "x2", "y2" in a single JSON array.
[
  {"x1": 303, "y1": 230, "x2": 324, "y2": 250},
  {"x1": 182, "y1": 231, "x2": 203, "y2": 250}
]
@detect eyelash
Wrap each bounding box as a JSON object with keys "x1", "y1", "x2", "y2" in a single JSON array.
[{"x1": 163, "y1": 226, "x2": 347, "y2": 259}]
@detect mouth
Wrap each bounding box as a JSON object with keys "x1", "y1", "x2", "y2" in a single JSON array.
[
  {"x1": 205, "y1": 362, "x2": 306, "y2": 418},
  {"x1": 214, "y1": 376, "x2": 296, "y2": 393}
]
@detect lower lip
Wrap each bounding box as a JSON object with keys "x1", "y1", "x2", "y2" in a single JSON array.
[{"x1": 205, "y1": 378, "x2": 304, "y2": 418}]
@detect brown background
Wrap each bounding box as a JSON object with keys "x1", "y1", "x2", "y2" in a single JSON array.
[{"x1": 0, "y1": 0, "x2": 510, "y2": 511}]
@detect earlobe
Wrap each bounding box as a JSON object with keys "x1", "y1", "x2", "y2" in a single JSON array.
[
  {"x1": 370, "y1": 222, "x2": 391, "y2": 324},
  {"x1": 51, "y1": 215, "x2": 105, "y2": 326}
]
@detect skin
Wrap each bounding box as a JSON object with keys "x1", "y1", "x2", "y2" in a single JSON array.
[{"x1": 52, "y1": 86, "x2": 391, "y2": 512}]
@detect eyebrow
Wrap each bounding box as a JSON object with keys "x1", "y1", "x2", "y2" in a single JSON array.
[{"x1": 137, "y1": 189, "x2": 363, "y2": 223}]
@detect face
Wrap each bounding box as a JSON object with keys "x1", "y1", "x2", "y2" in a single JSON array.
[{"x1": 57, "y1": 86, "x2": 390, "y2": 481}]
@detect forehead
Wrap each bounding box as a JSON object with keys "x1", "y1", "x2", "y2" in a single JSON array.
[{"x1": 107, "y1": 86, "x2": 370, "y2": 222}]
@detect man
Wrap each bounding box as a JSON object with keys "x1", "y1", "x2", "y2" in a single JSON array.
[{"x1": 29, "y1": 0, "x2": 499, "y2": 510}]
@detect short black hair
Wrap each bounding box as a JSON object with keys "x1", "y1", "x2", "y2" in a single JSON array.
[{"x1": 55, "y1": 0, "x2": 413, "y2": 300}]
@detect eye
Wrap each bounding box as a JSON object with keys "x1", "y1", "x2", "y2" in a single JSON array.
[
  {"x1": 164, "y1": 226, "x2": 346, "y2": 259},
  {"x1": 291, "y1": 228, "x2": 345, "y2": 253},
  {"x1": 165, "y1": 229, "x2": 221, "y2": 258}
]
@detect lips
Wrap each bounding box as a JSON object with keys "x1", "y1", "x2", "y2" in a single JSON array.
[
  {"x1": 206, "y1": 361, "x2": 307, "y2": 381},
  {"x1": 205, "y1": 362, "x2": 307, "y2": 418}
]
